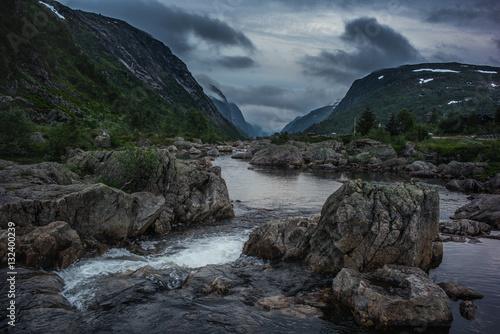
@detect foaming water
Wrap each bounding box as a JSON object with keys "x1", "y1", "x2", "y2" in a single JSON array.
[{"x1": 58, "y1": 230, "x2": 252, "y2": 310}]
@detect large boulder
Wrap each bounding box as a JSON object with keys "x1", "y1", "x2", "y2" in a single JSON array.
[
  {"x1": 242, "y1": 216, "x2": 319, "y2": 261},
  {"x1": 451, "y1": 194, "x2": 500, "y2": 229},
  {"x1": 441, "y1": 161, "x2": 486, "y2": 179},
  {"x1": 445, "y1": 179, "x2": 486, "y2": 193},
  {"x1": 0, "y1": 183, "x2": 165, "y2": 246},
  {"x1": 250, "y1": 145, "x2": 303, "y2": 167},
  {"x1": 306, "y1": 180, "x2": 439, "y2": 274},
  {"x1": 243, "y1": 180, "x2": 440, "y2": 274},
  {"x1": 439, "y1": 220, "x2": 491, "y2": 237},
  {"x1": 347, "y1": 139, "x2": 397, "y2": 162},
  {"x1": 304, "y1": 140, "x2": 345, "y2": 164},
  {"x1": 405, "y1": 161, "x2": 438, "y2": 178},
  {"x1": 332, "y1": 265, "x2": 453, "y2": 328},
  {"x1": 66, "y1": 149, "x2": 234, "y2": 226}
]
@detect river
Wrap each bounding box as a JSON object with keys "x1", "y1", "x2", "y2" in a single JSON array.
[{"x1": 56, "y1": 154, "x2": 500, "y2": 333}]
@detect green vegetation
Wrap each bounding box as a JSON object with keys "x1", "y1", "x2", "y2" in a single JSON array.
[
  {"x1": 356, "y1": 106, "x2": 377, "y2": 136},
  {"x1": 100, "y1": 145, "x2": 162, "y2": 191},
  {"x1": 270, "y1": 131, "x2": 291, "y2": 145},
  {"x1": 0, "y1": 107, "x2": 35, "y2": 157}
]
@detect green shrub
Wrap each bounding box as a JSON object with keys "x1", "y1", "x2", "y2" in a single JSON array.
[
  {"x1": 0, "y1": 107, "x2": 34, "y2": 157},
  {"x1": 43, "y1": 121, "x2": 92, "y2": 158},
  {"x1": 113, "y1": 145, "x2": 162, "y2": 191}
]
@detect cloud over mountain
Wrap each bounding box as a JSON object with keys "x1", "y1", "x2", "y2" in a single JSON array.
[
  {"x1": 65, "y1": 0, "x2": 255, "y2": 55},
  {"x1": 300, "y1": 17, "x2": 423, "y2": 84}
]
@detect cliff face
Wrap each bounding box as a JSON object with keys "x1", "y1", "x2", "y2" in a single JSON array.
[
  {"x1": 0, "y1": 0, "x2": 241, "y2": 138},
  {"x1": 203, "y1": 84, "x2": 258, "y2": 137}
]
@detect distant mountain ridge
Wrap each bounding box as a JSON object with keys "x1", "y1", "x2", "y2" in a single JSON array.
[
  {"x1": 282, "y1": 103, "x2": 338, "y2": 134},
  {"x1": 307, "y1": 62, "x2": 500, "y2": 134},
  {"x1": 202, "y1": 84, "x2": 266, "y2": 137},
  {"x1": 0, "y1": 0, "x2": 241, "y2": 139}
]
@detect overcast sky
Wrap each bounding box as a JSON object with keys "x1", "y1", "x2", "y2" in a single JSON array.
[{"x1": 62, "y1": 0, "x2": 500, "y2": 133}]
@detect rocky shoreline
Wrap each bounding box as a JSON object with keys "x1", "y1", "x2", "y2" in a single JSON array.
[{"x1": 0, "y1": 138, "x2": 499, "y2": 332}]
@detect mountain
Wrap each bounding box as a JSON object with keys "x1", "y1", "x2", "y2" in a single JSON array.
[
  {"x1": 0, "y1": 0, "x2": 241, "y2": 139},
  {"x1": 306, "y1": 62, "x2": 500, "y2": 135},
  {"x1": 202, "y1": 84, "x2": 263, "y2": 137},
  {"x1": 282, "y1": 103, "x2": 338, "y2": 134}
]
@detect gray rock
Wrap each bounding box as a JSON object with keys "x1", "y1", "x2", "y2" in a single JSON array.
[
  {"x1": 174, "y1": 140, "x2": 194, "y2": 150},
  {"x1": 0, "y1": 183, "x2": 165, "y2": 247},
  {"x1": 401, "y1": 142, "x2": 417, "y2": 157},
  {"x1": 451, "y1": 194, "x2": 500, "y2": 229},
  {"x1": 243, "y1": 180, "x2": 440, "y2": 274},
  {"x1": 207, "y1": 148, "x2": 219, "y2": 156},
  {"x1": 486, "y1": 173, "x2": 500, "y2": 193},
  {"x1": 66, "y1": 149, "x2": 234, "y2": 226},
  {"x1": 16, "y1": 221, "x2": 83, "y2": 269},
  {"x1": 189, "y1": 147, "x2": 202, "y2": 155},
  {"x1": 250, "y1": 145, "x2": 303, "y2": 167},
  {"x1": 441, "y1": 161, "x2": 486, "y2": 179},
  {"x1": 332, "y1": 265, "x2": 453, "y2": 328},
  {"x1": 231, "y1": 151, "x2": 253, "y2": 159},
  {"x1": 217, "y1": 145, "x2": 234, "y2": 153},
  {"x1": 93, "y1": 132, "x2": 111, "y2": 148},
  {"x1": 460, "y1": 301, "x2": 478, "y2": 320},
  {"x1": 347, "y1": 139, "x2": 397, "y2": 161},
  {"x1": 439, "y1": 220, "x2": 491, "y2": 237},
  {"x1": 438, "y1": 281, "x2": 484, "y2": 300},
  {"x1": 243, "y1": 216, "x2": 319, "y2": 262},
  {"x1": 445, "y1": 179, "x2": 486, "y2": 193}
]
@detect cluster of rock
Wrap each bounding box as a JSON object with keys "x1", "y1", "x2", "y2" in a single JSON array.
[
  {"x1": 0, "y1": 149, "x2": 234, "y2": 270},
  {"x1": 241, "y1": 180, "x2": 484, "y2": 328},
  {"x1": 227, "y1": 138, "x2": 500, "y2": 194}
]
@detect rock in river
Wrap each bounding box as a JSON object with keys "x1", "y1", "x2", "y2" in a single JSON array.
[
  {"x1": 451, "y1": 194, "x2": 500, "y2": 229},
  {"x1": 250, "y1": 144, "x2": 303, "y2": 167},
  {"x1": 243, "y1": 180, "x2": 440, "y2": 274},
  {"x1": 332, "y1": 265, "x2": 453, "y2": 328}
]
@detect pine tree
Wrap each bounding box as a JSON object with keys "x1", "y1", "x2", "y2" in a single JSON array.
[
  {"x1": 396, "y1": 108, "x2": 415, "y2": 134},
  {"x1": 356, "y1": 106, "x2": 376, "y2": 136},
  {"x1": 385, "y1": 113, "x2": 398, "y2": 136},
  {"x1": 495, "y1": 107, "x2": 500, "y2": 124}
]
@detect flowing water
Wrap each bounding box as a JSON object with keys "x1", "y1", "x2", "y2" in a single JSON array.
[{"x1": 56, "y1": 154, "x2": 500, "y2": 333}]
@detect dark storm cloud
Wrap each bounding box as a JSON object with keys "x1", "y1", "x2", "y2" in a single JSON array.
[
  {"x1": 216, "y1": 56, "x2": 256, "y2": 69},
  {"x1": 65, "y1": 0, "x2": 255, "y2": 55},
  {"x1": 300, "y1": 17, "x2": 423, "y2": 84},
  {"x1": 424, "y1": 2, "x2": 500, "y2": 26}
]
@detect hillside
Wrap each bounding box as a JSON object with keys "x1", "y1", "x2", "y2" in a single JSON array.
[
  {"x1": 281, "y1": 103, "x2": 338, "y2": 134},
  {"x1": 0, "y1": 0, "x2": 241, "y2": 140},
  {"x1": 307, "y1": 62, "x2": 500, "y2": 134},
  {"x1": 202, "y1": 84, "x2": 256, "y2": 137}
]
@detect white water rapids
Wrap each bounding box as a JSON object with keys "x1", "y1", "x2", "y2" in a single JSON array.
[{"x1": 57, "y1": 230, "x2": 252, "y2": 310}]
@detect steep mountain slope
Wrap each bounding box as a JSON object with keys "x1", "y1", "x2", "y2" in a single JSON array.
[
  {"x1": 203, "y1": 84, "x2": 260, "y2": 137},
  {"x1": 0, "y1": 0, "x2": 241, "y2": 139},
  {"x1": 282, "y1": 103, "x2": 338, "y2": 134},
  {"x1": 307, "y1": 63, "x2": 500, "y2": 134}
]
